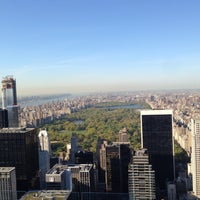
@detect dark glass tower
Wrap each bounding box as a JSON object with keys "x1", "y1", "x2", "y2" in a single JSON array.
[
  {"x1": 0, "y1": 108, "x2": 8, "y2": 128},
  {"x1": 140, "y1": 110, "x2": 175, "y2": 191},
  {"x1": 0, "y1": 128, "x2": 39, "y2": 192},
  {"x1": 100, "y1": 142, "x2": 131, "y2": 193}
]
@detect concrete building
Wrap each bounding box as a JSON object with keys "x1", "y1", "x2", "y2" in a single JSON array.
[
  {"x1": 0, "y1": 167, "x2": 17, "y2": 200},
  {"x1": 1, "y1": 76, "x2": 19, "y2": 127},
  {"x1": 191, "y1": 119, "x2": 200, "y2": 198},
  {"x1": 0, "y1": 127, "x2": 39, "y2": 192},
  {"x1": 140, "y1": 110, "x2": 175, "y2": 192},
  {"x1": 46, "y1": 164, "x2": 95, "y2": 194},
  {"x1": 46, "y1": 165, "x2": 72, "y2": 190},
  {"x1": 119, "y1": 127, "x2": 128, "y2": 143},
  {"x1": 128, "y1": 149, "x2": 156, "y2": 200},
  {"x1": 38, "y1": 129, "x2": 51, "y2": 189}
]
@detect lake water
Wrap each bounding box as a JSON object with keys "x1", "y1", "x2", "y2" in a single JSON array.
[{"x1": 93, "y1": 104, "x2": 144, "y2": 109}]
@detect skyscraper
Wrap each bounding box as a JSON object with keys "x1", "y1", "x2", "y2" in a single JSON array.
[
  {"x1": 0, "y1": 167, "x2": 17, "y2": 200},
  {"x1": 191, "y1": 119, "x2": 200, "y2": 198},
  {"x1": 70, "y1": 133, "x2": 78, "y2": 164},
  {"x1": 0, "y1": 127, "x2": 39, "y2": 192},
  {"x1": 128, "y1": 149, "x2": 156, "y2": 200},
  {"x1": 100, "y1": 142, "x2": 131, "y2": 193},
  {"x1": 119, "y1": 127, "x2": 128, "y2": 143},
  {"x1": 38, "y1": 129, "x2": 51, "y2": 189},
  {"x1": 1, "y1": 76, "x2": 19, "y2": 127},
  {"x1": 140, "y1": 110, "x2": 175, "y2": 191},
  {"x1": 0, "y1": 108, "x2": 8, "y2": 128}
]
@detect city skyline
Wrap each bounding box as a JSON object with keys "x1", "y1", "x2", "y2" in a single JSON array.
[{"x1": 1, "y1": 1, "x2": 200, "y2": 95}]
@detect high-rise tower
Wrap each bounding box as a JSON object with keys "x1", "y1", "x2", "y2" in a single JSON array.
[
  {"x1": 128, "y1": 149, "x2": 156, "y2": 200},
  {"x1": 191, "y1": 119, "x2": 200, "y2": 198},
  {"x1": 119, "y1": 127, "x2": 128, "y2": 143},
  {"x1": 38, "y1": 129, "x2": 51, "y2": 189},
  {"x1": 0, "y1": 127, "x2": 39, "y2": 192},
  {"x1": 140, "y1": 110, "x2": 175, "y2": 191},
  {"x1": 1, "y1": 76, "x2": 19, "y2": 127},
  {"x1": 0, "y1": 167, "x2": 17, "y2": 200},
  {"x1": 100, "y1": 142, "x2": 131, "y2": 193}
]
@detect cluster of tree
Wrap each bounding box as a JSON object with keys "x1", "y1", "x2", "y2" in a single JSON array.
[
  {"x1": 41, "y1": 101, "x2": 189, "y2": 165},
  {"x1": 42, "y1": 102, "x2": 144, "y2": 155}
]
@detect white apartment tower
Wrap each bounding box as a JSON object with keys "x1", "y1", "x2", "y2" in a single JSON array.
[
  {"x1": 191, "y1": 119, "x2": 200, "y2": 197},
  {"x1": 128, "y1": 149, "x2": 156, "y2": 200},
  {"x1": 38, "y1": 129, "x2": 51, "y2": 189},
  {"x1": 38, "y1": 129, "x2": 51, "y2": 152}
]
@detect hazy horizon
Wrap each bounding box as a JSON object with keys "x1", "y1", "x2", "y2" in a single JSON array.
[{"x1": 1, "y1": 1, "x2": 200, "y2": 95}]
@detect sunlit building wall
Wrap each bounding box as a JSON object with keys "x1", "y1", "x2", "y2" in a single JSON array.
[{"x1": 191, "y1": 119, "x2": 200, "y2": 198}]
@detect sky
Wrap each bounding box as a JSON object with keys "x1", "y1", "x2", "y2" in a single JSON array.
[{"x1": 1, "y1": 0, "x2": 200, "y2": 96}]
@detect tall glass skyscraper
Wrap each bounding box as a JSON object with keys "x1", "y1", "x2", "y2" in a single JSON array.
[
  {"x1": 140, "y1": 110, "x2": 175, "y2": 192},
  {"x1": 1, "y1": 76, "x2": 19, "y2": 127},
  {"x1": 0, "y1": 128, "x2": 39, "y2": 192}
]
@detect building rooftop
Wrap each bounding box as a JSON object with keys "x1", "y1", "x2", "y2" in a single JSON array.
[
  {"x1": 0, "y1": 127, "x2": 35, "y2": 133},
  {"x1": 141, "y1": 109, "x2": 173, "y2": 115},
  {"x1": 20, "y1": 190, "x2": 71, "y2": 200},
  {"x1": 47, "y1": 164, "x2": 93, "y2": 175},
  {"x1": 0, "y1": 167, "x2": 15, "y2": 173}
]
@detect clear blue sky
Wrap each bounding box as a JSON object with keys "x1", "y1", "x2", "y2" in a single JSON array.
[{"x1": 1, "y1": 0, "x2": 200, "y2": 95}]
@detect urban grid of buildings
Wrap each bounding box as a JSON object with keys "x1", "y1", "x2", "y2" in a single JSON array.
[{"x1": 0, "y1": 76, "x2": 200, "y2": 199}]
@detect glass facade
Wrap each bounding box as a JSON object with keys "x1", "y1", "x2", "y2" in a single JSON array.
[
  {"x1": 0, "y1": 128, "x2": 39, "y2": 191},
  {"x1": 141, "y1": 111, "x2": 174, "y2": 190}
]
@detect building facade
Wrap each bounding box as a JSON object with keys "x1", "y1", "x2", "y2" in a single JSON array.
[
  {"x1": 100, "y1": 142, "x2": 131, "y2": 193},
  {"x1": 128, "y1": 149, "x2": 156, "y2": 200},
  {"x1": 0, "y1": 167, "x2": 17, "y2": 200},
  {"x1": 0, "y1": 108, "x2": 8, "y2": 128},
  {"x1": 1, "y1": 76, "x2": 19, "y2": 127},
  {"x1": 119, "y1": 127, "x2": 128, "y2": 143},
  {"x1": 46, "y1": 164, "x2": 94, "y2": 194},
  {"x1": 0, "y1": 128, "x2": 39, "y2": 191},
  {"x1": 191, "y1": 119, "x2": 200, "y2": 198},
  {"x1": 38, "y1": 129, "x2": 51, "y2": 189},
  {"x1": 140, "y1": 110, "x2": 175, "y2": 191}
]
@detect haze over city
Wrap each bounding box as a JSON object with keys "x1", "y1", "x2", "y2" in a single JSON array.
[{"x1": 1, "y1": 0, "x2": 200, "y2": 95}]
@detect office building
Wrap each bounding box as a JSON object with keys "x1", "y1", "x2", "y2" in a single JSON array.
[
  {"x1": 0, "y1": 108, "x2": 8, "y2": 128},
  {"x1": 167, "y1": 183, "x2": 176, "y2": 200},
  {"x1": 38, "y1": 129, "x2": 51, "y2": 152},
  {"x1": 128, "y1": 149, "x2": 156, "y2": 200},
  {"x1": 46, "y1": 165, "x2": 72, "y2": 190},
  {"x1": 140, "y1": 110, "x2": 175, "y2": 191},
  {"x1": 38, "y1": 129, "x2": 51, "y2": 189},
  {"x1": 70, "y1": 133, "x2": 78, "y2": 164},
  {"x1": 46, "y1": 164, "x2": 94, "y2": 193},
  {"x1": 100, "y1": 142, "x2": 131, "y2": 193},
  {"x1": 0, "y1": 167, "x2": 17, "y2": 200},
  {"x1": 119, "y1": 127, "x2": 128, "y2": 143},
  {"x1": 1, "y1": 76, "x2": 19, "y2": 127},
  {"x1": 191, "y1": 119, "x2": 200, "y2": 198},
  {"x1": 0, "y1": 127, "x2": 39, "y2": 191},
  {"x1": 75, "y1": 150, "x2": 93, "y2": 164}
]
